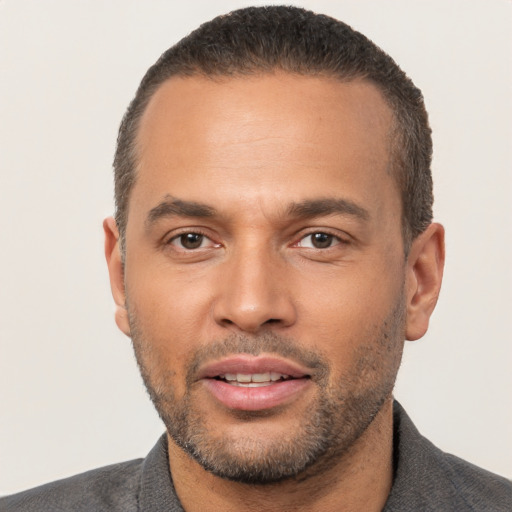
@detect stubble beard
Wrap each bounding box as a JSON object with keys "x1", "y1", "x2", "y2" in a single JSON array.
[{"x1": 128, "y1": 293, "x2": 405, "y2": 485}]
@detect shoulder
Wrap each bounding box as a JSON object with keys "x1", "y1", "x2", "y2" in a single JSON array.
[
  {"x1": 385, "y1": 401, "x2": 512, "y2": 512},
  {"x1": 436, "y1": 450, "x2": 512, "y2": 511},
  {"x1": 0, "y1": 458, "x2": 143, "y2": 512}
]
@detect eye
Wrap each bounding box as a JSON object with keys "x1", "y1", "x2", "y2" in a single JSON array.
[
  {"x1": 169, "y1": 232, "x2": 216, "y2": 250},
  {"x1": 297, "y1": 232, "x2": 341, "y2": 249}
]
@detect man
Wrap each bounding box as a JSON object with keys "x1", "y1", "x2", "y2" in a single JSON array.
[{"x1": 2, "y1": 5, "x2": 510, "y2": 511}]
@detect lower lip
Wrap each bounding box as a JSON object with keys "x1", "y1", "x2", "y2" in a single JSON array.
[{"x1": 202, "y1": 378, "x2": 311, "y2": 411}]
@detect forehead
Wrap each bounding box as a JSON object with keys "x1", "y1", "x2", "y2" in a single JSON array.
[
  {"x1": 131, "y1": 73, "x2": 397, "y2": 222},
  {"x1": 137, "y1": 73, "x2": 394, "y2": 161}
]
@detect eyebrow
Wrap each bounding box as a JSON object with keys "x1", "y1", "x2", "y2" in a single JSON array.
[
  {"x1": 145, "y1": 195, "x2": 369, "y2": 230},
  {"x1": 286, "y1": 198, "x2": 370, "y2": 222},
  {"x1": 145, "y1": 195, "x2": 216, "y2": 229}
]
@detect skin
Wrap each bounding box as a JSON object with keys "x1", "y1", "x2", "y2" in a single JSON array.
[{"x1": 104, "y1": 73, "x2": 444, "y2": 511}]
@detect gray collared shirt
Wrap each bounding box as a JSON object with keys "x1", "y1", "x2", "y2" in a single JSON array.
[{"x1": 2, "y1": 402, "x2": 511, "y2": 511}]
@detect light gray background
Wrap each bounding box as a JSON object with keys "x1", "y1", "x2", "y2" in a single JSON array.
[{"x1": 1, "y1": 0, "x2": 511, "y2": 494}]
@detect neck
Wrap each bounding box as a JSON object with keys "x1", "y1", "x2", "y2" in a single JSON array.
[{"x1": 167, "y1": 398, "x2": 395, "y2": 512}]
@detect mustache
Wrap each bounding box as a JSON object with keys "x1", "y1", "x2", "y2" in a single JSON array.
[{"x1": 186, "y1": 332, "x2": 330, "y2": 385}]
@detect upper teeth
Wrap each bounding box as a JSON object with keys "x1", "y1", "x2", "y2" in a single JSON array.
[{"x1": 221, "y1": 372, "x2": 289, "y2": 384}]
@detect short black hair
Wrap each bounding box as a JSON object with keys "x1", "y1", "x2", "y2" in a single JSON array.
[{"x1": 114, "y1": 5, "x2": 433, "y2": 252}]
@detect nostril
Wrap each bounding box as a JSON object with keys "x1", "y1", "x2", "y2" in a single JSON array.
[{"x1": 264, "y1": 318, "x2": 281, "y2": 324}]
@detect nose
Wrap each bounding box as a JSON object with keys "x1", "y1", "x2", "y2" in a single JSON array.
[{"x1": 213, "y1": 245, "x2": 297, "y2": 333}]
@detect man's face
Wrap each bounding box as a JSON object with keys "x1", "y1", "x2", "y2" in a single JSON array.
[{"x1": 113, "y1": 74, "x2": 409, "y2": 483}]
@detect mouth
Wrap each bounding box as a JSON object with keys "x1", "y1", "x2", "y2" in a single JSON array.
[
  {"x1": 198, "y1": 355, "x2": 313, "y2": 411},
  {"x1": 213, "y1": 372, "x2": 298, "y2": 387}
]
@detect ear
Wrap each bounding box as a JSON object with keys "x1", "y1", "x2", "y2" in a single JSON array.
[
  {"x1": 405, "y1": 222, "x2": 445, "y2": 341},
  {"x1": 103, "y1": 217, "x2": 131, "y2": 337}
]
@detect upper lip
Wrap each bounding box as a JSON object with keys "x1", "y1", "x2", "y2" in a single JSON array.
[{"x1": 197, "y1": 355, "x2": 311, "y2": 380}]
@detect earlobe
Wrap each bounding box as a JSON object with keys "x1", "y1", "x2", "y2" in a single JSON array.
[
  {"x1": 405, "y1": 223, "x2": 445, "y2": 341},
  {"x1": 103, "y1": 217, "x2": 131, "y2": 337}
]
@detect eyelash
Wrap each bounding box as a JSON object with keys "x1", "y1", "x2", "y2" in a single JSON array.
[
  {"x1": 165, "y1": 229, "x2": 348, "y2": 251},
  {"x1": 166, "y1": 229, "x2": 219, "y2": 250},
  {"x1": 294, "y1": 231, "x2": 347, "y2": 249}
]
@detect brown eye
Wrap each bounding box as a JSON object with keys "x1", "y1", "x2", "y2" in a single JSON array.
[
  {"x1": 181, "y1": 233, "x2": 203, "y2": 249},
  {"x1": 297, "y1": 232, "x2": 338, "y2": 249},
  {"x1": 170, "y1": 233, "x2": 206, "y2": 250},
  {"x1": 167, "y1": 231, "x2": 222, "y2": 254},
  {"x1": 310, "y1": 233, "x2": 334, "y2": 248}
]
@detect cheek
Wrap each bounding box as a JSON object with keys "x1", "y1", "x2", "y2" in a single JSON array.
[
  {"x1": 293, "y1": 264, "x2": 404, "y2": 363},
  {"x1": 128, "y1": 258, "x2": 215, "y2": 320},
  {"x1": 126, "y1": 269, "x2": 216, "y2": 376},
  {"x1": 295, "y1": 262, "x2": 400, "y2": 327}
]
